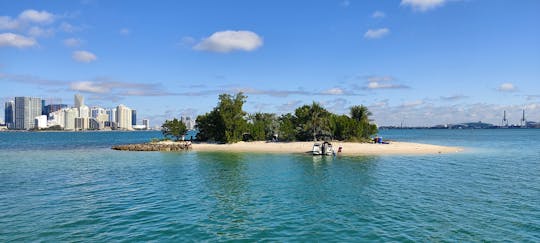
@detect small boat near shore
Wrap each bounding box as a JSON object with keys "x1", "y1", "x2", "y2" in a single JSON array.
[{"x1": 312, "y1": 141, "x2": 335, "y2": 156}]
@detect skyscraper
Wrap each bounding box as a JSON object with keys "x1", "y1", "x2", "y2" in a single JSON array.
[
  {"x1": 142, "y1": 119, "x2": 150, "y2": 130},
  {"x1": 131, "y1": 110, "x2": 137, "y2": 126},
  {"x1": 43, "y1": 104, "x2": 68, "y2": 117},
  {"x1": 116, "y1": 104, "x2": 132, "y2": 130},
  {"x1": 106, "y1": 108, "x2": 116, "y2": 123},
  {"x1": 14, "y1": 97, "x2": 42, "y2": 130},
  {"x1": 41, "y1": 100, "x2": 46, "y2": 116},
  {"x1": 74, "y1": 94, "x2": 84, "y2": 108},
  {"x1": 4, "y1": 100, "x2": 14, "y2": 128},
  {"x1": 63, "y1": 108, "x2": 78, "y2": 130},
  {"x1": 79, "y1": 105, "x2": 90, "y2": 118},
  {"x1": 91, "y1": 107, "x2": 106, "y2": 118}
]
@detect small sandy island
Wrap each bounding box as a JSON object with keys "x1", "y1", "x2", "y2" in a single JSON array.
[{"x1": 146, "y1": 140, "x2": 461, "y2": 155}]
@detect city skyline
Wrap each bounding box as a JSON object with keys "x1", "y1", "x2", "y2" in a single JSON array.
[
  {"x1": 2, "y1": 93, "x2": 150, "y2": 130},
  {"x1": 1, "y1": 1, "x2": 539, "y2": 126}
]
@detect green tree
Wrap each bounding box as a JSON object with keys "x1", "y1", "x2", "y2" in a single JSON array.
[
  {"x1": 218, "y1": 93, "x2": 249, "y2": 143},
  {"x1": 195, "y1": 93, "x2": 377, "y2": 143},
  {"x1": 278, "y1": 113, "x2": 296, "y2": 141},
  {"x1": 330, "y1": 114, "x2": 355, "y2": 141},
  {"x1": 294, "y1": 102, "x2": 331, "y2": 141},
  {"x1": 195, "y1": 111, "x2": 223, "y2": 142},
  {"x1": 350, "y1": 105, "x2": 377, "y2": 139},
  {"x1": 351, "y1": 105, "x2": 371, "y2": 123},
  {"x1": 248, "y1": 113, "x2": 278, "y2": 141},
  {"x1": 196, "y1": 92, "x2": 249, "y2": 143},
  {"x1": 161, "y1": 118, "x2": 187, "y2": 141}
]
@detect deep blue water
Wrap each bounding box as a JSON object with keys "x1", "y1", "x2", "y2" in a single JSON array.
[{"x1": 0, "y1": 130, "x2": 539, "y2": 241}]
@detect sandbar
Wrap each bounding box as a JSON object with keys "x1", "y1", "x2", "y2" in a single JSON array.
[{"x1": 157, "y1": 141, "x2": 462, "y2": 155}]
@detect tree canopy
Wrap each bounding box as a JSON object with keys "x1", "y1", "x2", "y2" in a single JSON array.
[
  {"x1": 193, "y1": 92, "x2": 378, "y2": 143},
  {"x1": 196, "y1": 92, "x2": 248, "y2": 143},
  {"x1": 161, "y1": 118, "x2": 187, "y2": 141}
]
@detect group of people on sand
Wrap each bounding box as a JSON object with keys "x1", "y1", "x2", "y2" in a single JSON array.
[{"x1": 372, "y1": 136, "x2": 389, "y2": 144}]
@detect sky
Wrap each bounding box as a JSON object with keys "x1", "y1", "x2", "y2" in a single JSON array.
[{"x1": 1, "y1": 0, "x2": 539, "y2": 127}]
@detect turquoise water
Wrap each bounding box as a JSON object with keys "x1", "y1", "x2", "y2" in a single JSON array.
[{"x1": 0, "y1": 130, "x2": 539, "y2": 241}]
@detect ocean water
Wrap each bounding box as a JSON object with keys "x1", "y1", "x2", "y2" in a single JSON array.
[{"x1": 0, "y1": 130, "x2": 539, "y2": 241}]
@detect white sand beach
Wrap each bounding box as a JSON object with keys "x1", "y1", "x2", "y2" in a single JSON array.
[{"x1": 164, "y1": 141, "x2": 462, "y2": 155}]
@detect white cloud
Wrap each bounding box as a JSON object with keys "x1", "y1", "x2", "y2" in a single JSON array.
[
  {"x1": 27, "y1": 26, "x2": 55, "y2": 37},
  {"x1": 366, "y1": 81, "x2": 408, "y2": 89},
  {"x1": 0, "y1": 16, "x2": 20, "y2": 30},
  {"x1": 364, "y1": 28, "x2": 390, "y2": 39},
  {"x1": 440, "y1": 94, "x2": 468, "y2": 101},
  {"x1": 277, "y1": 100, "x2": 303, "y2": 112},
  {"x1": 72, "y1": 50, "x2": 97, "y2": 63},
  {"x1": 498, "y1": 83, "x2": 517, "y2": 92},
  {"x1": 0, "y1": 33, "x2": 36, "y2": 48},
  {"x1": 401, "y1": 99, "x2": 425, "y2": 108},
  {"x1": 372, "y1": 11, "x2": 386, "y2": 18},
  {"x1": 194, "y1": 30, "x2": 263, "y2": 53},
  {"x1": 323, "y1": 88, "x2": 345, "y2": 95},
  {"x1": 18, "y1": 9, "x2": 55, "y2": 24},
  {"x1": 63, "y1": 38, "x2": 82, "y2": 47},
  {"x1": 367, "y1": 76, "x2": 394, "y2": 83},
  {"x1": 68, "y1": 79, "x2": 176, "y2": 97},
  {"x1": 340, "y1": 0, "x2": 350, "y2": 7},
  {"x1": 70, "y1": 81, "x2": 110, "y2": 93},
  {"x1": 322, "y1": 98, "x2": 349, "y2": 113},
  {"x1": 401, "y1": 0, "x2": 446, "y2": 12},
  {"x1": 361, "y1": 76, "x2": 409, "y2": 90},
  {"x1": 119, "y1": 28, "x2": 130, "y2": 35}
]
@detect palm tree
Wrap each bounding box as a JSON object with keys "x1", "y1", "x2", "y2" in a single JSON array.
[
  {"x1": 350, "y1": 105, "x2": 371, "y2": 123},
  {"x1": 305, "y1": 102, "x2": 330, "y2": 141}
]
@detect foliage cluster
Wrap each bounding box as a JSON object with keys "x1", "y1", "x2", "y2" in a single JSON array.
[
  {"x1": 161, "y1": 118, "x2": 187, "y2": 141},
  {"x1": 194, "y1": 93, "x2": 378, "y2": 143}
]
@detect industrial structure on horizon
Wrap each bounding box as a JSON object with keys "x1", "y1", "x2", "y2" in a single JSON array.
[{"x1": 381, "y1": 109, "x2": 539, "y2": 129}]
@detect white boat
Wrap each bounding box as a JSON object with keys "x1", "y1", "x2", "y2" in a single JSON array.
[
  {"x1": 322, "y1": 141, "x2": 334, "y2": 156},
  {"x1": 312, "y1": 143, "x2": 322, "y2": 155},
  {"x1": 313, "y1": 142, "x2": 334, "y2": 156}
]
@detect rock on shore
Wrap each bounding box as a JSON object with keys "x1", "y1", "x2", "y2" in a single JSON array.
[{"x1": 112, "y1": 142, "x2": 191, "y2": 151}]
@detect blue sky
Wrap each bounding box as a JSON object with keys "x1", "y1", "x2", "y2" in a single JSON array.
[{"x1": 1, "y1": 0, "x2": 539, "y2": 126}]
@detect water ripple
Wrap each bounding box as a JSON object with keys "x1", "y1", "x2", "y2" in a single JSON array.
[{"x1": 1, "y1": 130, "x2": 539, "y2": 241}]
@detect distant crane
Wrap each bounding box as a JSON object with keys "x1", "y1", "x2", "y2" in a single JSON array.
[{"x1": 502, "y1": 110, "x2": 508, "y2": 127}]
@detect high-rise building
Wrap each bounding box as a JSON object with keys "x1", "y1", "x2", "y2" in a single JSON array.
[
  {"x1": 4, "y1": 100, "x2": 14, "y2": 129},
  {"x1": 75, "y1": 117, "x2": 88, "y2": 130},
  {"x1": 116, "y1": 104, "x2": 132, "y2": 130},
  {"x1": 88, "y1": 118, "x2": 102, "y2": 130},
  {"x1": 74, "y1": 94, "x2": 84, "y2": 108},
  {"x1": 131, "y1": 110, "x2": 137, "y2": 126},
  {"x1": 107, "y1": 108, "x2": 116, "y2": 123},
  {"x1": 181, "y1": 116, "x2": 195, "y2": 130},
  {"x1": 41, "y1": 100, "x2": 46, "y2": 116},
  {"x1": 142, "y1": 119, "x2": 150, "y2": 130},
  {"x1": 91, "y1": 107, "x2": 106, "y2": 118},
  {"x1": 95, "y1": 113, "x2": 108, "y2": 129},
  {"x1": 79, "y1": 105, "x2": 90, "y2": 118},
  {"x1": 63, "y1": 108, "x2": 78, "y2": 130},
  {"x1": 43, "y1": 104, "x2": 68, "y2": 117},
  {"x1": 34, "y1": 115, "x2": 47, "y2": 129},
  {"x1": 48, "y1": 109, "x2": 65, "y2": 128},
  {"x1": 14, "y1": 97, "x2": 42, "y2": 130}
]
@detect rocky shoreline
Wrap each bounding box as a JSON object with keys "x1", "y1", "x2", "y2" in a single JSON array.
[{"x1": 112, "y1": 142, "x2": 192, "y2": 151}]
